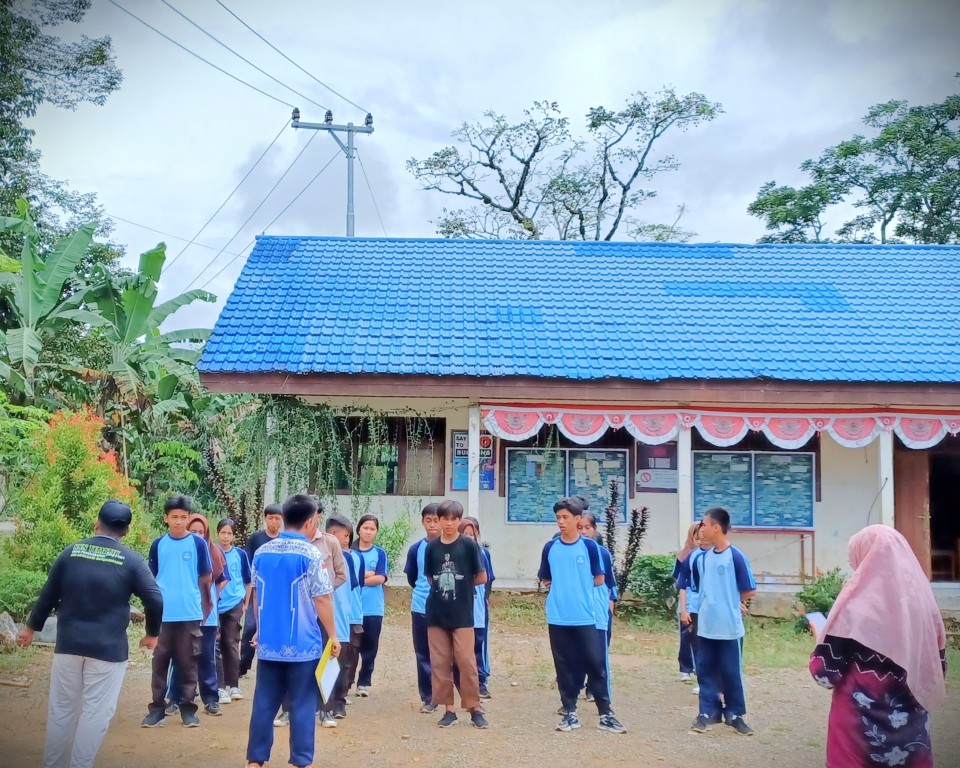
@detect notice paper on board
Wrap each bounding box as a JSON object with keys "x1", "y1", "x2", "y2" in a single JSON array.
[
  {"x1": 805, "y1": 611, "x2": 827, "y2": 634},
  {"x1": 315, "y1": 641, "x2": 341, "y2": 703}
]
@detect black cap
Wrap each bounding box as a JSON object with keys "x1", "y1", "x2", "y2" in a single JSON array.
[{"x1": 98, "y1": 500, "x2": 132, "y2": 528}]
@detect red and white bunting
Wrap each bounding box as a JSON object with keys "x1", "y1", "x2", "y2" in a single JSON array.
[{"x1": 480, "y1": 405, "x2": 960, "y2": 450}]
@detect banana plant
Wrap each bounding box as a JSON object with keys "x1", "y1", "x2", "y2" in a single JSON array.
[
  {"x1": 84, "y1": 241, "x2": 215, "y2": 411},
  {"x1": 0, "y1": 199, "x2": 107, "y2": 395}
]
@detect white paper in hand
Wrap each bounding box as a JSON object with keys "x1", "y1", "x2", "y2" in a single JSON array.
[
  {"x1": 319, "y1": 656, "x2": 341, "y2": 703},
  {"x1": 805, "y1": 611, "x2": 827, "y2": 635}
]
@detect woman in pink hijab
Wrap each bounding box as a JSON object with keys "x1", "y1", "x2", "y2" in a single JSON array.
[{"x1": 809, "y1": 525, "x2": 947, "y2": 767}]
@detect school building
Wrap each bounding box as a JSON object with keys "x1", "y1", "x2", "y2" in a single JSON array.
[{"x1": 198, "y1": 237, "x2": 960, "y2": 613}]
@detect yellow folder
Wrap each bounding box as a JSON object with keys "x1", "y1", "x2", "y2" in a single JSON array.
[{"x1": 315, "y1": 640, "x2": 341, "y2": 703}]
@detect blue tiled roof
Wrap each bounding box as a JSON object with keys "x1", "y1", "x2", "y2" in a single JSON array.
[{"x1": 199, "y1": 237, "x2": 960, "y2": 383}]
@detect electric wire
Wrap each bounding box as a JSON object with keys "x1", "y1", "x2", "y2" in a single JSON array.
[
  {"x1": 156, "y1": 0, "x2": 328, "y2": 112},
  {"x1": 182, "y1": 132, "x2": 320, "y2": 291},
  {"x1": 105, "y1": 0, "x2": 294, "y2": 108},
  {"x1": 214, "y1": 0, "x2": 369, "y2": 115},
  {"x1": 107, "y1": 214, "x2": 245, "y2": 256},
  {"x1": 356, "y1": 149, "x2": 387, "y2": 236},
  {"x1": 196, "y1": 149, "x2": 341, "y2": 293},
  {"x1": 164, "y1": 118, "x2": 289, "y2": 272}
]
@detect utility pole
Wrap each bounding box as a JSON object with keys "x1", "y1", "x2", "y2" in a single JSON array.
[{"x1": 290, "y1": 108, "x2": 373, "y2": 237}]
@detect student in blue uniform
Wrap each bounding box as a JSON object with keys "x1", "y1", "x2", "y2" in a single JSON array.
[
  {"x1": 674, "y1": 523, "x2": 702, "y2": 683},
  {"x1": 538, "y1": 497, "x2": 626, "y2": 735},
  {"x1": 142, "y1": 495, "x2": 213, "y2": 729},
  {"x1": 458, "y1": 516, "x2": 494, "y2": 699},
  {"x1": 319, "y1": 515, "x2": 363, "y2": 727},
  {"x1": 404, "y1": 503, "x2": 441, "y2": 711},
  {"x1": 216, "y1": 518, "x2": 252, "y2": 702},
  {"x1": 677, "y1": 525, "x2": 710, "y2": 697},
  {"x1": 353, "y1": 514, "x2": 388, "y2": 696},
  {"x1": 344, "y1": 531, "x2": 365, "y2": 698},
  {"x1": 578, "y1": 511, "x2": 618, "y2": 706},
  {"x1": 689, "y1": 506, "x2": 757, "y2": 737}
]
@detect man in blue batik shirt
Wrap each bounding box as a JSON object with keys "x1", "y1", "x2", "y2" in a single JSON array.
[
  {"x1": 245, "y1": 495, "x2": 339, "y2": 768},
  {"x1": 690, "y1": 506, "x2": 757, "y2": 738}
]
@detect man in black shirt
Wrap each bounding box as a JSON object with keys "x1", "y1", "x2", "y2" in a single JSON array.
[
  {"x1": 424, "y1": 500, "x2": 487, "y2": 729},
  {"x1": 18, "y1": 500, "x2": 162, "y2": 768},
  {"x1": 239, "y1": 503, "x2": 283, "y2": 678}
]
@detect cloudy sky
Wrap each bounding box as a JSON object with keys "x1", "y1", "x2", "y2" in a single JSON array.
[{"x1": 30, "y1": 0, "x2": 960, "y2": 329}]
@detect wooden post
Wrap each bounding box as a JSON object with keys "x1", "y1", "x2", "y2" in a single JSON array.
[{"x1": 677, "y1": 426, "x2": 693, "y2": 548}]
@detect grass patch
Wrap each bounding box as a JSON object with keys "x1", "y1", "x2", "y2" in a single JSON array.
[
  {"x1": 490, "y1": 593, "x2": 545, "y2": 627},
  {"x1": 0, "y1": 647, "x2": 41, "y2": 674},
  {"x1": 947, "y1": 647, "x2": 960, "y2": 684},
  {"x1": 743, "y1": 618, "x2": 815, "y2": 670}
]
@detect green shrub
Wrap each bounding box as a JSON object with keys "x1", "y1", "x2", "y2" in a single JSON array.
[
  {"x1": 626, "y1": 554, "x2": 678, "y2": 616},
  {"x1": 376, "y1": 511, "x2": 415, "y2": 575},
  {"x1": 793, "y1": 567, "x2": 846, "y2": 633},
  {"x1": 0, "y1": 566, "x2": 47, "y2": 622},
  {"x1": 4, "y1": 408, "x2": 148, "y2": 572}
]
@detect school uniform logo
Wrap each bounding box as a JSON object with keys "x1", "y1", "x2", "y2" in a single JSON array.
[
  {"x1": 717, "y1": 565, "x2": 725, "y2": 575},
  {"x1": 576, "y1": 556, "x2": 585, "y2": 565},
  {"x1": 183, "y1": 551, "x2": 192, "y2": 561}
]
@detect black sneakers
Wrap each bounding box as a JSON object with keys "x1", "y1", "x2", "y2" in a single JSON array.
[
  {"x1": 471, "y1": 711, "x2": 489, "y2": 729},
  {"x1": 556, "y1": 712, "x2": 581, "y2": 732},
  {"x1": 437, "y1": 711, "x2": 458, "y2": 728},
  {"x1": 181, "y1": 710, "x2": 200, "y2": 728},
  {"x1": 478, "y1": 684, "x2": 492, "y2": 699},
  {"x1": 419, "y1": 702, "x2": 438, "y2": 713},
  {"x1": 727, "y1": 716, "x2": 755, "y2": 736},
  {"x1": 597, "y1": 713, "x2": 626, "y2": 734},
  {"x1": 204, "y1": 702, "x2": 221, "y2": 717},
  {"x1": 691, "y1": 713, "x2": 723, "y2": 733},
  {"x1": 141, "y1": 710, "x2": 166, "y2": 728}
]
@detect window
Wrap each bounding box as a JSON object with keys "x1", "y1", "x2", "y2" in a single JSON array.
[
  {"x1": 335, "y1": 417, "x2": 445, "y2": 496},
  {"x1": 693, "y1": 451, "x2": 815, "y2": 529}
]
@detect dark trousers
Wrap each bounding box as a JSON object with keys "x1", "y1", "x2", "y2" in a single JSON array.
[
  {"x1": 411, "y1": 612, "x2": 432, "y2": 703},
  {"x1": 239, "y1": 601, "x2": 257, "y2": 676},
  {"x1": 321, "y1": 631, "x2": 360, "y2": 714},
  {"x1": 697, "y1": 637, "x2": 746, "y2": 719},
  {"x1": 246, "y1": 660, "x2": 319, "y2": 767},
  {"x1": 585, "y1": 628, "x2": 612, "y2": 702},
  {"x1": 679, "y1": 615, "x2": 695, "y2": 673},
  {"x1": 548, "y1": 624, "x2": 611, "y2": 716},
  {"x1": 218, "y1": 603, "x2": 243, "y2": 688},
  {"x1": 476, "y1": 624, "x2": 490, "y2": 685},
  {"x1": 346, "y1": 625, "x2": 363, "y2": 692},
  {"x1": 169, "y1": 625, "x2": 218, "y2": 705},
  {"x1": 150, "y1": 621, "x2": 200, "y2": 715},
  {"x1": 357, "y1": 615, "x2": 383, "y2": 687}
]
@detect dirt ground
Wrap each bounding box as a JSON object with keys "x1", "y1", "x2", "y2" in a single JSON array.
[{"x1": 1, "y1": 610, "x2": 958, "y2": 768}]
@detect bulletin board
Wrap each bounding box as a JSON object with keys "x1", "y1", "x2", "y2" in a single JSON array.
[{"x1": 505, "y1": 448, "x2": 567, "y2": 523}]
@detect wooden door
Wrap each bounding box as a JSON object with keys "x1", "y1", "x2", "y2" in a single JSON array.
[{"x1": 894, "y1": 449, "x2": 931, "y2": 578}]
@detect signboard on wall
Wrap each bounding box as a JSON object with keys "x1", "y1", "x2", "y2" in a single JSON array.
[
  {"x1": 451, "y1": 430, "x2": 496, "y2": 491},
  {"x1": 505, "y1": 447, "x2": 628, "y2": 523},
  {"x1": 567, "y1": 449, "x2": 628, "y2": 523},
  {"x1": 636, "y1": 442, "x2": 678, "y2": 493},
  {"x1": 505, "y1": 448, "x2": 567, "y2": 523}
]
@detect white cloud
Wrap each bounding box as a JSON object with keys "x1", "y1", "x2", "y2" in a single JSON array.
[{"x1": 26, "y1": 0, "x2": 960, "y2": 330}]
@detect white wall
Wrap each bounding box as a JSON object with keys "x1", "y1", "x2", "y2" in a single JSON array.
[{"x1": 292, "y1": 396, "x2": 883, "y2": 588}]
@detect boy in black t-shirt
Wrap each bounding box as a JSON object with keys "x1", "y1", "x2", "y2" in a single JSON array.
[{"x1": 424, "y1": 500, "x2": 488, "y2": 729}]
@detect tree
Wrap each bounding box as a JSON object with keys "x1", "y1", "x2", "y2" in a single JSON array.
[
  {"x1": 1, "y1": 0, "x2": 121, "y2": 196},
  {"x1": 1, "y1": 1, "x2": 126, "y2": 331},
  {"x1": 408, "y1": 89, "x2": 722, "y2": 241},
  {"x1": 84, "y1": 242, "x2": 213, "y2": 405},
  {"x1": 748, "y1": 82, "x2": 960, "y2": 244},
  {"x1": 0, "y1": 201, "x2": 105, "y2": 395}
]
